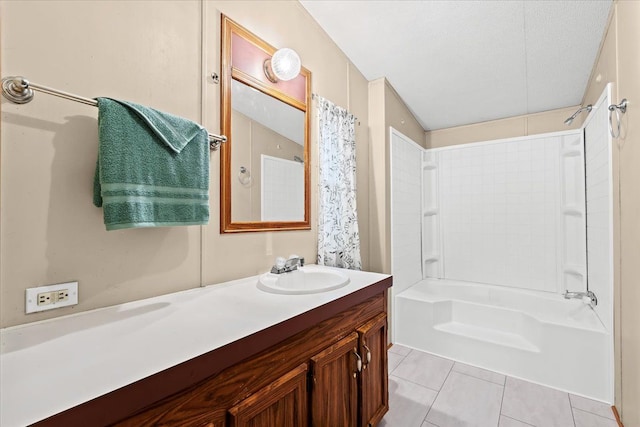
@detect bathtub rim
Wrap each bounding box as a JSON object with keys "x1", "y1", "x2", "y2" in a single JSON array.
[{"x1": 395, "y1": 277, "x2": 608, "y2": 333}]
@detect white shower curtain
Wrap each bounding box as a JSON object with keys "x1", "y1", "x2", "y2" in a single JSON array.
[{"x1": 316, "y1": 95, "x2": 362, "y2": 270}]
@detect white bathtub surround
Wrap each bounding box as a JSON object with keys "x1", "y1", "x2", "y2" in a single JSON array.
[
  {"x1": 391, "y1": 130, "x2": 425, "y2": 296},
  {"x1": 381, "y1": 347, "x2": 617, "y2": 427},
  {"x1": 0, "y1": 266, "x2": 388, "y2": 426},
  {"x1": 396, "y1": 279, "x2": 611, "y2": 402},
  {"x1": 434, "y1": 130, "x2": 587, "y2": 294},
  {"x1": 316, "y1": 95, "x2": 361, "y2": 269},
  {"x1": 390, "y1": 90, "x2": 616, "y2": 406}
]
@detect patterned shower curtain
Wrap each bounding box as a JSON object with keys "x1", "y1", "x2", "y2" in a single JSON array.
[{"x1": 316, "y1": 95, "x2": 362, "y2": 270}]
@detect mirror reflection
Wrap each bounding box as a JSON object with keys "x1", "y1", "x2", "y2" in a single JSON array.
[{"x1": 231, "y1": 79, "x2": 305, "y2": 222}]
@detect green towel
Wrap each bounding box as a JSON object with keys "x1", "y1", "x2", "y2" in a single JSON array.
[{"x1": 93, "y1": 98, "x2": 209, "y2": 230}]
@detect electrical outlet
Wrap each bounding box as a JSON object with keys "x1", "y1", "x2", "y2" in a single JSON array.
[
  {"x1": 35, "y1": 289, "x2": 71, "y2": 306},
  {"x1": 26, "y1": 281, "x2": 78, "y2": 314},
  {"x1": 37, "y1": 291, "x2": 56, "y2": 306},
  {"x1": 57, "y1": 289, "x2": 69, "y2": 302}
]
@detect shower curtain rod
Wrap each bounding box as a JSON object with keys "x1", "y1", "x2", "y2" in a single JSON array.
[{"x1": 1, "y1": 76, "x2": 227, "y2": 150}]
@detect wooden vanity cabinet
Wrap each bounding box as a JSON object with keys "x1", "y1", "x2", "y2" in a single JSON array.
[
  {"x1": 35, "y1": 279, "x2": 391, "y2": 427},
  {"x1": 309, "y1": 314, "x2": 388, "y2": 427},
  {"x1": 309, "y1": 332, "x2": 360, "y2": 426},
  {"x1": 357, "y1": 313, "x2": 389, "y2": 427},
  {"x1": 228, "y1": 364, "x2": 308, "y2": 427}
]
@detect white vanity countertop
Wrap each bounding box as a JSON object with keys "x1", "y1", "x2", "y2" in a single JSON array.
[{"x1": 0, "y1": 266, "x2": 390, "y2": 427}]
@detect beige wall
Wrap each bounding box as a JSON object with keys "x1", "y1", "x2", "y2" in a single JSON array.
[
  {"x1": 385, "y1": 82, "x2": 426, "y2": 147},
  {"x1": 616, "y1": 1, "x2": 640, "y2": 421},
  {"x1": 367, "y1": 78, "x2": 424, "y2": 275},
  {"x1": 349, "y1": 63, "x2": 371, "y2": 271},
  {"x1": 425, "y1": 105, "x2": 582, "y2": 148},
  {"x1": 583, "y1": 1, "x2": 640, "y2": 423},
  {"x1": 0, "y1": 0, "x2": 371, "y2": 327},
  {"x1": 368, "y1": 79, "x2": 387, "y2": 274}
]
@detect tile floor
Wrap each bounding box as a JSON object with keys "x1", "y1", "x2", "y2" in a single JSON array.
[{"x1": 380, "y1": 345, "x2": 617, "y2": 427}]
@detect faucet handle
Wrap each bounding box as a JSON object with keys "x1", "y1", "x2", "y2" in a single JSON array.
[{"x1": 275, "y1": 256, "x2": 286, "y2": 270}]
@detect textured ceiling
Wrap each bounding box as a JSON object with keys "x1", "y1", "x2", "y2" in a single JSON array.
[{"x1": 300, "y1": 0, "x2": 612, "y2": 130}]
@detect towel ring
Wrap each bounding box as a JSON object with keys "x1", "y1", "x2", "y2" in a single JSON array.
[
  {"x1": 238, "y1": 166, "x2": 252, "y2": 186},
  {"x1": 608, "y1": 98, "x2": 628, "y2": 138}
]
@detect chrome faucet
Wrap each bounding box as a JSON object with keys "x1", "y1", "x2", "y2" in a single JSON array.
[
  {"x1": 271, "y1": 255, "x2": 305, "y2": 274},
  {"x1": 564, "y1": 290, "x2": 598, "y2": 307}
]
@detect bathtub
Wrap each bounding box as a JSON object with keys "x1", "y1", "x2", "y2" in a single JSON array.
[{"x1": 395, "y1": 278, "x2": 612, "y2": 402}]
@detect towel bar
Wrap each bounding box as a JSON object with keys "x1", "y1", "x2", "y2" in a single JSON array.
[{"x1": 1, "y1": 76, "x2": 227, "y2": 151}]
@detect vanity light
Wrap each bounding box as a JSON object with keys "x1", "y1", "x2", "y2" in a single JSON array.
[{"x1": 264, "y1": 48, "x2": 301, "y2": 83}]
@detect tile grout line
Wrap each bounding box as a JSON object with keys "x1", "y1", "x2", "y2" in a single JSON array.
[
  {"x1": 389, "y1": 350, "x2": 445, "y2": 392},
  {"x1": 569, "y1": 394, "x2": 577, "y2": 426},
  {"x1": 569, "y1": 395, "x2": 617, "y2": 421},
  {"x1": 388, "y1": 373, "x2": 442, "y2": 393},
  {"x1": 392, "y1": 349, "x2": 606, "y2": 427},
  {"x1": 422, "y1": 360, "x2": 455, "y2": 425},
  {"x1": 500, "y1": 414, "x2": 536, "y2": 427},
  {"x1": 451, "y1": 367, "x2": 506, "y2": 387},
  {"x1": 498, "y1": 376, "x2": 506, "y2": 427},
  {"x1": 498, "y1": 377, "x2": 538, "y2": 427},
  {"x1": 388, "y1": 351, "x2": 410, "y2": 375},
  {"x1": 572, "y1": 407, "x2": 620, "y2": 424},
  {"x1": 569, "y1": 393, "x2": 578, "y2": 427}
]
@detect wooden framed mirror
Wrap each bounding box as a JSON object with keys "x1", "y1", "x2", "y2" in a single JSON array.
[{"x1": 220, "y1": 15, "x2": 311, "y2": 233}]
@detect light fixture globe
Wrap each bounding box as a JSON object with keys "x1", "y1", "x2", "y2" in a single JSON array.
[{"x1": 264, "y1": 48, "x2": 301, "y2": 83}]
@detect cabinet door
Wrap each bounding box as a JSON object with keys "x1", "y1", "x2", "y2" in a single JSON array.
[
  {"x1": 310, "y1": 332, "x2": 360, "y2": 427},
  {"x1": 228, "y1": 363, "x2": 308, "y2": 427},
  {"x1": 357, "y1": 314, "x2": 388, "y2": 427}
]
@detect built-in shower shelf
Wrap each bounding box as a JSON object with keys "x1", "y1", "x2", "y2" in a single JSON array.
[
  {"x1": 423, "y1": 209, "x2": 439, "y2": 216},
  {"x1": 562, "y1": 149, "x2": 582, "y2": 157},
  {"x1": 423, "y1": 254, "x2": 440, "y2": 263},
  {"x1": 423, "y1": 162, "x2": 437, "y2": 170},
  {"x1": 434, "y1": 322, "x2": 540, "y2": 353},
  {"x1": 564, "y1": 266, "x2": 585, "y2": 278},
  {"x1": 562, "y1": 206, "x2": 584, "y2": 216}
]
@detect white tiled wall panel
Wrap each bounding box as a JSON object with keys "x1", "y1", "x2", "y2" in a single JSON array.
[
  {"x1": 439, "y1": 136, "x2": 568, "y2": 292},
  {"x1": 261, "y1": 155, "x2": 304, "y2": 221},
  {"x1": 585, "y1": 95, "x2": 613, "y2": 332},
  {"x1": 391, "y1": 131, "x2": 423, "y2": 295}
]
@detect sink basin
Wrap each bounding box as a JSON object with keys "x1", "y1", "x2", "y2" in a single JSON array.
[{"x1": 257, "y1": 266, "x2": 350, "y2": 295}]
